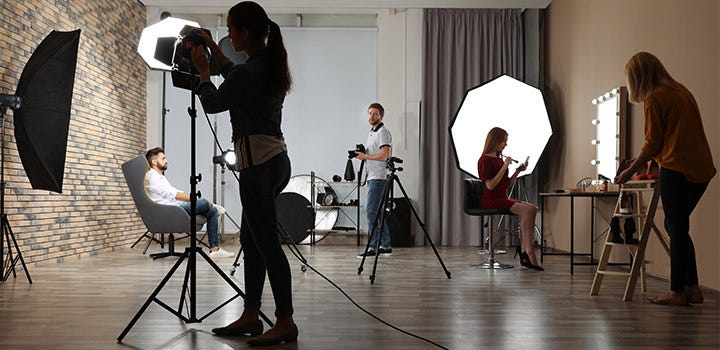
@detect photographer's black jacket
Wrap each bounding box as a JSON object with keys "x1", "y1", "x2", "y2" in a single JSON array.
[{"x1": 196, "y1": 48, "x2": 287, "y2": 169}]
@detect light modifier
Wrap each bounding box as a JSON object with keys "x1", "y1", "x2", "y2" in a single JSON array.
[
  {"x1": 449, "y1": 74, "x2": 552, "y2": 178},
  {"x1": 137, "y1": 17, "x2": 201, "y2": 71}
]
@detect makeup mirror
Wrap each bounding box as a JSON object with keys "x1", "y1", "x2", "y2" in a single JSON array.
[{"x1": 590, "y1": 87, "x2": 629, "y2": 182}]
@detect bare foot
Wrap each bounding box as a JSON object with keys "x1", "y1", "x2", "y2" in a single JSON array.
[{"x1": 648, "y1": 290, "x2": 690, "y2": 306}]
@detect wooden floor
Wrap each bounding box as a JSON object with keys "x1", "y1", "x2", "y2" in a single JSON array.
[{"x1": 0, "y1": 241, "x2": 718, "y2": 350}]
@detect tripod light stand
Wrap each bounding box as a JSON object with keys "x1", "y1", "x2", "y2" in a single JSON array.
[
  {"x1": 212, "y1": 149, "x2": 242, "y2": 239},
  {"x1": 119, "y1": 16, "x2": 272, "y2": 343}
]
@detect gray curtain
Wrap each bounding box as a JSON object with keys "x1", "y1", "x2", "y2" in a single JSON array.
[{"x1": 420, "y1": 8, "x2": 525, "y2": 246}]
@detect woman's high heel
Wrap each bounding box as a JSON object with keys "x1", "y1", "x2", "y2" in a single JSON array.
[{"x1": 515, "y1": 245, "x2": 544, "y2": 271}]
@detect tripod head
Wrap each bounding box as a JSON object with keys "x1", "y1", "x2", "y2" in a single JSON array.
[{"x1": 385, "y1": 156, "x2": 403, "y2": 173}]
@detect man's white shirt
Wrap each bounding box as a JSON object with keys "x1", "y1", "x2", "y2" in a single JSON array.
[
  {"x1": 145, "y1": 169, "x2": 184, "y2": 206},
  {"x1": 365, "y1": 123, "x2": 392, "y2": 180}
]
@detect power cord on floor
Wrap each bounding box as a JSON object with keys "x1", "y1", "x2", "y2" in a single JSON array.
[{"x1": 282, "y1": 241, "x2": 450, "y2": 350}]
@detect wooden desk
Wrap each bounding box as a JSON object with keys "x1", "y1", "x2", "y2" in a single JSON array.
[{"x1": 539, "y1": 191, "x2": 618, "y2": 274}]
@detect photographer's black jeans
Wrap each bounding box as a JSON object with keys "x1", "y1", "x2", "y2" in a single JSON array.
[
  {"x1": 238, "y1": 151, "x2": 293, "y2": 317},
  {"x1": 660, "y1": 167, "x2": 708, "y2": 292}
]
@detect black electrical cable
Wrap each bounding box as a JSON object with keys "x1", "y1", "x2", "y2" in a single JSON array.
[{"x1": 201, "y1": 109, "x2": 448, "y2": 350}]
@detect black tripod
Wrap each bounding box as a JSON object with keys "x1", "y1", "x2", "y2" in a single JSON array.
[
  {"x1": 357, "y1": 157, "x2": 451, "y2": 284},
  {"x1": 0, "y1": 107, "x2": 32, "y2": 283},
  {"x1": 117, "y1": 92, "x2": 271, "y2": 342}
]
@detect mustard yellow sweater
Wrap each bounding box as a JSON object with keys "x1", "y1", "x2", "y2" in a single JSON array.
[{"x1": 641, "y1": 85, "x2": 716, "y2": 183}]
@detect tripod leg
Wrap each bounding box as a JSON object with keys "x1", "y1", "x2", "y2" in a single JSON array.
[
  {"x1": 369, "y1": 200, "x2": 388, "y2": 284},
  {"x1": 357, "y1": 180, "x2": 388, "y2": 275},
  {"x1": 230, "y1": 245, "x2": 244, "y2": 276},
  {"x1": 4, "y1": 218, "x2": 31, "y2": 283},
  {"x1": 277, "y1": 223, "x2": 308, "y2": 272},
  {"x1": 131, "y1": 230, "x2": 148, "y2": 249},
  {"x1": 117, "y1": 251, "x2": 190, "y2": 342},
  {"x1": 195, "y1": 249, "x2": 274, "y2": 326},
  {"x1": 393, "y1": 175, "x2": 452, "y2": 279},
  {"x1": 177, "y1": 258, "x2": 193, "y2": 316},
  {"x1": 368, "y1": 180, "x2": 392, "y2": 284}
]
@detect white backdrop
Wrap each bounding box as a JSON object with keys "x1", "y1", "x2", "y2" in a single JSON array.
[{"x1": 162, "y1": 27, "x2": 377, "y2": 231}]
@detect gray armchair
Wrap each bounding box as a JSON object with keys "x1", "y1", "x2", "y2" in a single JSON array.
[{"x1": 122, "y1": 155, "x2": 207, "y2": 259}]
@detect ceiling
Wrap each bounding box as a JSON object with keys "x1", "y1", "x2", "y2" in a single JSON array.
[{"x1": 140, "y1": 0, "x2": 552, "y2": 15}]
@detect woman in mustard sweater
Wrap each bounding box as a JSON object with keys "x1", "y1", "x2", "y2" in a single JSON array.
[{"x1": 616, "y1": 52, "x2": 716, "y2": 306}]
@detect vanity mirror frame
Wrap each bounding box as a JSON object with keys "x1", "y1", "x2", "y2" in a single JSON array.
[{"x1": 590, "y1": 86, "x2": 629, "y2": 182}]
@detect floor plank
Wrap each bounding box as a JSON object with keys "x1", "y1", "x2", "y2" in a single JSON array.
[{"x1": 0, "y1": 242, "x2": 718, "y2": 349}]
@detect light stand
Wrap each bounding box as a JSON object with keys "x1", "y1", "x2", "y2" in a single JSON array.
[
  {"x1": 211, "y1": 150, "x2": 242, "y2": 240},
  {"x1": 0, "y1": 106, "x2": 32, "y2": 283},
  {"x1": 357, "y1": 157, "x2": 451, "y2": 284},
  {"x1": 117, "y1": 91, "x2": 272, "y2": 342}
]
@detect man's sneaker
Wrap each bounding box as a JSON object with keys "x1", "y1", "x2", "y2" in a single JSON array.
[
  {"x1": 356, "y1": 249, "x2": 376, "y2": 258},
  {"x1": 209, "y1": 247, "x2": 235, "y2": 258},
  {"x1": 213, "y1": 204, "x2": 227, "y2": 216},
  {"x1": 378, "y1": 247, "x2": 393, "y2": 256}
]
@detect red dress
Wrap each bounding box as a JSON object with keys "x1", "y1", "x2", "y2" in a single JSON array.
[{"x1": 477, "y1": 155, "x2": 520, "y2": 210}]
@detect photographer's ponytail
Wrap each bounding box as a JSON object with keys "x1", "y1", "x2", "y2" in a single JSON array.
[
  {"x1": 265, "y1": 20, "x2": 292, "y2": 98},
  {"x1": 228, "y1": 1, "x2": 292, "y2": 99}
]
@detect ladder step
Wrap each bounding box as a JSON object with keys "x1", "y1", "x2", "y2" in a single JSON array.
[
  {"x1": 605, "y1": 242, "x2": 639, "y2": 247},
  {"x1": 597, "y1": 270, "x2": 631, "y2": 276},
  {"x1": 613, "y1": 214, "x2": 647, "y2": 218}
]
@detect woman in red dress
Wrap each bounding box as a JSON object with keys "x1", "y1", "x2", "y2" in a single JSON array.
[{"x1": 477, "y1": 127, "x2": 543, "y2": 270}]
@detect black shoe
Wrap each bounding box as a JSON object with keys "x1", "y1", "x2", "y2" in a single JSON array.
[
  {"x1": 212, "y1": 319, "x2": 263, "y2": 336},
  {"x1": 247, "y1": 323, "x2": 298, "y2": 346},
  {"x1": 356, "y1": 249, "x2": 376, "y2": 258},
  {"x1": 519, "y1": 250, "x2": 545, "y2": 271},
  {"x1": 609, "y1": 217, "x2": 624, "y2": 243},
  {"x1": 378, "y1": 247, "x2": 392, "y2": 256}
]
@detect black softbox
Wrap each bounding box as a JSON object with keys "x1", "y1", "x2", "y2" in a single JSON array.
[{"x1": 13, "y1": 30, "x2": 80, "y2": 194}]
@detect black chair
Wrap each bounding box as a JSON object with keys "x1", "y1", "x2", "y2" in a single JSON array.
[{"x1": 463, "y1": 178, "x2": 515, "y2": 269}]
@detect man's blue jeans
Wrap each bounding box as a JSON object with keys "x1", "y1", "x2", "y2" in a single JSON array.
[
  {"x1": 180, "y1": 198, "x2": 219, "y2": 248},
  {"x1": 366, "y1": 179, "x2": 391, "y2": 249}
]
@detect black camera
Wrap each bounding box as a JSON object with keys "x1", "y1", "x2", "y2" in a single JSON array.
[
  {"x1": 180, "y1": 31, "x2": 208, "y2": 62},
  {"x1": 348, "y1": 144, "x2": 366, "y2": 159},
  {"x1": 153, "y1": 25, "x2": 213, "y2": 90}
]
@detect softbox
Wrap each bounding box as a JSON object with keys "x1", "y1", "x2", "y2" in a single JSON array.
[{"x1": 13, "y1": 30, "x2": 80, "y2": 193}]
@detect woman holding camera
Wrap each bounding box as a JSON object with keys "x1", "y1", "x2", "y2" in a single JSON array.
[{"x1": 190, "y1": 1, "x2": 296, "y2": 345}]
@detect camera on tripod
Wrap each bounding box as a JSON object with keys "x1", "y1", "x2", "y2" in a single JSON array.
[
  {"x1": 348, "y1": 144, "x2": 366, "y2": 159},
  {"x1": 385, "y1": 156, "x2": 403, "y2": 172}
]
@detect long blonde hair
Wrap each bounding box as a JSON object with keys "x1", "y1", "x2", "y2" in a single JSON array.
[
  {"x1": 625, "y1": 52, "x2": 683, "y2": 103},
  {"x1": 482, "y1": 127, "x2": 508, "y2": 156}
]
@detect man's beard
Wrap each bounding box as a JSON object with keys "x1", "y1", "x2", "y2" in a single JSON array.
[{"x1": 160, "y1": 164, "x2": 168, "y2": 171}]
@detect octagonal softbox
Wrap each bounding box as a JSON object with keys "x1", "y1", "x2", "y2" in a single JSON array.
[
  {"x1": 14, "y1": 29, "x2": 80, "y2": 193},
  {"x1": 449, "y1": 74, "x2": 552, "y2": 178}
]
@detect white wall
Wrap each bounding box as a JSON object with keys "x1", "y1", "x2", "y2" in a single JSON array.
[{"x1": 376, "y1": 9, "x2": 424, "y2": 205}]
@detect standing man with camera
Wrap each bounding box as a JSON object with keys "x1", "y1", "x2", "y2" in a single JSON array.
[{"x1": 356, "y1": 102, "x2": 393, "y2": 258}]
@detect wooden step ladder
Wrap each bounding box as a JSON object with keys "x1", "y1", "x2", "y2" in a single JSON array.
[{"x1": 590, "y1": 179, "x2": 670, "y2": 301}]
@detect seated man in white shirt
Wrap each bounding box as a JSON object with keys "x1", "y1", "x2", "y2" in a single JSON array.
[{"x1": 145, "y1": 147, "x2": 234, "y2": 258}]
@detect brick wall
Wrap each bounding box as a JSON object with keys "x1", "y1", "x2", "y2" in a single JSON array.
[{"x1": 0, "y1": 0, "x2": 147, "y2": 266}]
